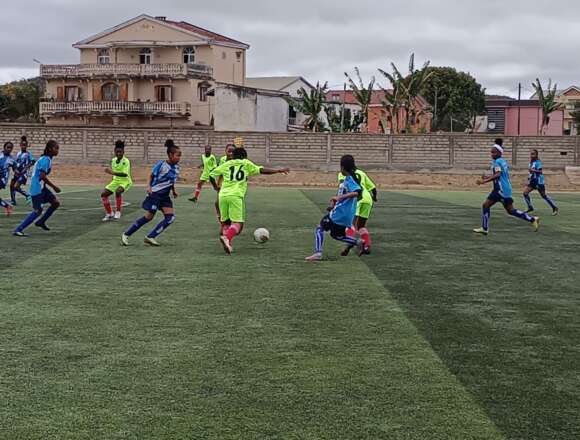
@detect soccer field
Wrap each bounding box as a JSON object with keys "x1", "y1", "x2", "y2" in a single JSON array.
[{"x1": 1, "y1": 186, "x2": 579, "y2": 440}]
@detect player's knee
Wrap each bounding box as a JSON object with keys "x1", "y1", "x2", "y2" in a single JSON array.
[
  {"x1": 52, "y1": 200, "x2": 61, "y2": 209},
  {"x1": 164, "y1": 213, "x2": 175, "y2": 224},
  {"x1": 115, "y1": 188, "x2": 124, "y2": 195}
]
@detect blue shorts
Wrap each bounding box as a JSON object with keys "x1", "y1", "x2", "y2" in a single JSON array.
[
  {"x1": 142, "y1": 194, "x2": 173, "y2": 213},
  {"x1": 31, "y1": 188, "x2": 56, "y2": 210},
  {"x1": 0, "y1": 178, "x2": 6, "y2": 190},
  {"x1": 528, "y1": 181, "x2": 546, "y2": 192},
  {"x1": 12, "y1": 174, "x2": 27, "y2": 185},
  {"x1": 487, "y1": 191, "x2": 513, "y2": 207}
]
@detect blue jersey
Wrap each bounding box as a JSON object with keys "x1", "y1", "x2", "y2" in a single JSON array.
[
  {"x1": 529, "y1": 159, "x2": 544, "y2": 185},
  {"x1": 150, "y1": 160, "x2": 180, "y2": 197},
  {"x1": 330, "y1": 175, "x2": 362, "y2": 226},
  {"x1": 15, "y1": 151, "x2": 35, "y2": 176},
  {"x1": 0, "y1": 153, "x2": 15, "y2": 182},
  {"x1": 492, "y1": 157, "x2": 512, "y2": 198},
  {"x1": 29, "y1": 156, "x2": 52, "y2": 197}
]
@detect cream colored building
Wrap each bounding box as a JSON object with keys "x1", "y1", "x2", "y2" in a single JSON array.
[{"x1": 40, "y1": 14, "x2": 249, "y2": 127}]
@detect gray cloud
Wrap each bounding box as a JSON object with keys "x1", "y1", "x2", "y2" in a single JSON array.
[{"x1": 1, "y1": 0, "x2": 579, "y2": 96}]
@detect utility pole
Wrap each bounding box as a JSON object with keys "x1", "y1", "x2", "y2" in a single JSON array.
[
  {"x1": 450, "y1": 114, "x2": 453, "y2": 132},
  {"x1": 433, "y1": 85, "x2": 438, "y2": 130},
  {"x1": 517, "y1": 82, "x2": 522, "y2": 136},
  {"x1": 340, "y1": 82, "x2": 346, "y2": 133}
]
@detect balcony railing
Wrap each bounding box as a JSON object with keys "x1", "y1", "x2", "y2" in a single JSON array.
[
  {"x1": 40, "y1": 63, "x2": 213, "y2": 79},
  {"x1": 40, "y1": 101, "x2": 191, "y2": 116}
]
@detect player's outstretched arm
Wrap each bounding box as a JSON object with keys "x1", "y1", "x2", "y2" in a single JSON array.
[
  {"x1": 260, "y1": 167, "x2": 290, "y2": 175},
  {"x1": 40, "y1": 171, "x2": 61, "y2": 193},
  {"x1": 209, "y1": 176, "x2": 220, "y2": 191},
  {"x1": 331, "y1": 190, "x2": 361, "y2": 204},
  {"x1": 477, "y1": 171, "x2": 501, "y2": 185}
]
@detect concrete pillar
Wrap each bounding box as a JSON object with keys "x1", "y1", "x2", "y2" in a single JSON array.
[
  {"x1": 449, "y1": 136, "x2": 455, "y2": 166},
  {"x1": 512, "y1": 137, "x2": 518, "y2": 167},
  {"x1": 326, "y1": 133, "x2": 332, "y2": 164},
  {"x1": 82, "y1": 129, "x2": 88, "y2": 161},
  {"x1": 143, "y1": 131, "x2": 149, "y2": 163}
]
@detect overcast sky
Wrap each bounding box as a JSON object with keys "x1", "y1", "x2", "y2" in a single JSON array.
[{"x1": 1, "y1": 0, "x2": 579, "y2": 97}]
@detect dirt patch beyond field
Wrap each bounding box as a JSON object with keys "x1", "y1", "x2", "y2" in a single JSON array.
[{"x1": 52, "y1": 165, "x2": 579, "y2": 191}]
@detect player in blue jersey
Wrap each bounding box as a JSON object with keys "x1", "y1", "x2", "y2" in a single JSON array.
[
  {"x1": 10, "y1": 136, "x2": 35, "y2": 205},
  {"x1": 13, "y1": 140, "x2": 61, "y2": 236},
  {"x1": 0, "y1": 141, "x2": 16, "y2": 216},
  {"x1": 305, "y1": 155, "x2": 364, "y2": 261},
  {"x1": 473, "y1": 139, "x2": 539, "y2": 235},
  {"x1": 121, "y1": 142, "x2": 182, "y2": 246},
  {"x1": 523, "y1": 149, "x2": 558, "y2": 215}
]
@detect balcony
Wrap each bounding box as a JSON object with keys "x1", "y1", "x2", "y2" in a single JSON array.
[
  {"x1": 40, "y1": 101, "x2": 191, "y2": 117},
  {"x1": 40, "y1": 63, "x2": 213, "y2": 80}
]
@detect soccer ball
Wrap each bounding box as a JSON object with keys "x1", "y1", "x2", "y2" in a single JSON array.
[{"x1": 253, "y1": 228, "x2": 270, "y2": 243}]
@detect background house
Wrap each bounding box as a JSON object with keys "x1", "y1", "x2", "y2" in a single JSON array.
[
  {"x1": 529, "y1": 86, "x2": 580, "y2": 135},
  {"x1": 485, "y1": 97, "x2": 564, "y2": 136}
]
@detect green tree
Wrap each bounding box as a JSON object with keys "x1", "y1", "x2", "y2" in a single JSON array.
[
  {"x1": 420, "y1": 66, "x2": 486, "y2": 132},
  {"x1": 531, "y1": 78, "x2": 562, "y2": 135},
  {"x1": 285, "y1": 81, "x2": 328, "y2": 132},
  {"x1": 0, "y1": 78, "x2": 43, "y2": 121},
  {"x1": 344, "y1": 67, "x2": 375, "y2": 132},
  {"x1": 325, "y1": 106, "x2": 353, "y2": 133}
]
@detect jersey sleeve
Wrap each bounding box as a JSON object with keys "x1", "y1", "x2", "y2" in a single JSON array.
[
  {"x1": 151, "y1": 161, "x2": 163, "y2": 177},
  {"x1": 210, "y1": 162, "x2": 226, "y2": 179},
  {"x1": 346, "y1": 176, "x2": 362, "y2": 193},
  {"x1": 37, "y1": 156, "x2": 50, "y2": 173},
  {"x1": 245, "y1": 160, "x2": 263, "y2": 177},
  {"x1": 493, "y1": 160, "x2": 502, "y2": 173},
  {"x1": 121, "y1": 158, "x2": 131, "y2": 176},
  {"x1": 363, "y1": 173, "x2": 376, "y2": 191}
]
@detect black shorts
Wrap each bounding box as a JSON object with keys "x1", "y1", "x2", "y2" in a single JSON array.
[
  {"x1": 31, "y1": 188, "x2": 56, "y2": 210},
  {"x1": 142, "y1": 194, "x2": 173, "y2": 213},
  {"x1": 487, "y1": 191, "x2": 513, "y2": 207},
  {"x1": 528, "y1": 181, "x2": 546, "y2": 192},
  {"x1": 320, "y1": 214, "x2": 349, "y2": 239},
  {"x1": 12, "y1": 174, "x2": 27, "y2": 185}
]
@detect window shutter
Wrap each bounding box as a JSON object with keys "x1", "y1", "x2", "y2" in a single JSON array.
[
  {"x1": 154, "y1": 85, "x2": 160, "y2": 102},
  {"x1": 120, "y1": 83, "x2": 128, "y2": 101},
  {"x1": 56, "y1": 86, "x2": 64, "y2": 101},
  {"x1": 93, "y1": 84, "x2": 102, "y2": 102},
  {"x1": 169, "y1": 86, "x2": 173, "y2": 102}
]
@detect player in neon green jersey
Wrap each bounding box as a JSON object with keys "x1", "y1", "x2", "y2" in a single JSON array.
[
  {"x1": 189, "y1": 145, "x2": 217, "y2": 203},
  {"x1": 210, "y1": 147, "x2": 289, "y2": 254},
  {"x1": 101, "y1": 140, "x2": 132, "y2": 221},
  {"x1": 219, "y1": 144, "x2": 236, "y2": 166},
  {"x1": 338, "y1": 163, "x2": 377, "y2": 255}
]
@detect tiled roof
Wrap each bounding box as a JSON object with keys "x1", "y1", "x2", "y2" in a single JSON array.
[{"x1": 165, "y1": 20, "x2": 248, "y2": 46}]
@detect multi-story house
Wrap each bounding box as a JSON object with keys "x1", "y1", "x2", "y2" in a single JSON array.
[{"x1": 40, "y1": 14, "x2": 249, "y2": 128}]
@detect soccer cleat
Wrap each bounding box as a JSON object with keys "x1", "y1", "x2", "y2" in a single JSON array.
[
  {"x1": 114, "y1": 211, "x2": 122, "y2": 220},
  {"x1": 102, "y1": 214, "x2": 114, "y2": 222},
  {"x1": 144, "y1": 237, "x2": 161, "y2": 247},
  {"x1": 532, "y1": 217, "x2": 540, "y2": 232},
  {"x1": 552, "y1": 208, "x2": 559, "y2": 216},
  {"x1": 305, "y1": 252, "x2": 323, "y2": 262},
  {"x1": 340, "y1": 246, "x2": 353, "y2": 257},
  {"x1": 358, "y1": 245, "x2": 371, "y2": 257},
  {"x1": 13, "y1": 230, "x2": 27, "y2": 237},
  {"x1": 473, "y1": 227, "x2": 489, "y2": 235},
  {"x1": 188, "y1": 196, "x2": 198, "y2": 203},
  {"x1": 121, "y1": 233, "x2": 130, "y2": 246},
  {"x1": 220, "y1": 235, "x2": 233, "y2": 255},
  {"x1": 35, "y1": 222, "x2": 51, "y2": 231},
  {"x1": 4, "y1": 205, "x2": 13, "y2": 217}
]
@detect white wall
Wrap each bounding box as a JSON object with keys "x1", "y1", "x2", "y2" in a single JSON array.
[{"x1": 256, "y1": 95, "x2": 289, "y2": 132}]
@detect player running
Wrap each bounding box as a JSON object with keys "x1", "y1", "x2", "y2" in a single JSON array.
[
  {"x1": 523, "y1": 149, "x2": 559, "y2": 216},
  {"x1": 121, "y1": 143, "x2": 181, "y2": 247},
  {"x1": 101, "y1": 140, "x2": 132, "y2": 221},
  {"x1": 10, "y1": 136, "x2": 35, "y2": 205},
  {"x1": 338, "y1": 162, "x2": 377, "y2": 256},
  {"x1": 209, "y1": 147, "x2": 289, "y2": 255},
  {"x1": 189, "y1": 145, "x2": 217, "y2": 203},
  {"x1": 0, "y1": 141, "x2": 16, "y2": 216},
  {"x1": 13, "y1": 140, "x2": 62, "y2": 236},
  {"x1": 306, "y1": 155, "x2": 364, "y2": 262},
  {"x1": 473, "y1": 139, "x2": 539, "y2": 235}
]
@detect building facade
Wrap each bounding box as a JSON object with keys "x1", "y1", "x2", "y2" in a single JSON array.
[
  {"x1": 40, "y1": 14, "x2": 249, "y2": 128},
  {"x1": 486, "y1": 98, "x2": 564, "y2": 136}
]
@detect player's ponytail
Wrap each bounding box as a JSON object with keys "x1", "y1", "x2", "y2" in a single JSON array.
[
  {"x1": 43, "y1": 140, "x2": 58, "y2": 156},
  {"x1": 340, "y1": 154, "x2": 358, "y2": 181}
]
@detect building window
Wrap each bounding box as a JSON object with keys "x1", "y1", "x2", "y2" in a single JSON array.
[
  {"x1": 332, "y1": 94, "x2": 340, "y2": 102},
  {"x1": 139, "y1": 48, "x2": 152, "y2": 65},
  {"x1": 102, "y1": 83, "x2": 119, "y2": 101},
  {"x1": 97, "y1": 49, "x2": 110, "y2": 65},
  {"x1": 198, "y1": 83, "x2": 210, "y2": 102},
  {"x1": 64, "y1": 86, "x2": 80, "y2": 102},
  {"x1": 235, "y1": 51, "x2": 242, "y2": 62},
  {"x1": 156, "y1": 85, "x2": 172, "y2": 102},
  {"x1": 183, "y1": 47, "x2": 195, "y2": 64},
  {"x1": 222, "y1": 51, "x2": 227, "y2": 60}
]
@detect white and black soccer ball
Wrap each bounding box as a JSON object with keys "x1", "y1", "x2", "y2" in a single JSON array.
[{"x1": 253, "y1": 228, "x2": 270, "y2": 243}]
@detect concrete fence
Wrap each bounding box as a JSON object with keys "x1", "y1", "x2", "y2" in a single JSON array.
[{"x1": 1, "y1": 123, "x2": 579, "y2": 170}]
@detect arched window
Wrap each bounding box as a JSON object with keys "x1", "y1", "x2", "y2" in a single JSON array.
[
  {"x1": 102, "y1": 83, "x2": 119, "y2": 101},
  {"x1": 183, "y1": 47, "x2": 195, "y2": 64},
  {"x1": 97, "y1": 49, "x2": 110, "y2": 65},
  {"x1": 139, "y1": 48, "x2": 152, "y2": 65}
]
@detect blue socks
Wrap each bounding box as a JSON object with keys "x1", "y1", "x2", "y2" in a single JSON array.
[
  {"x1": 15, "y1": 210, "x2": 41, "y2": 233},
  {"x1": 314, "y1": 225, "x2": 324, "y2": 253},
  {"x1": 36, "y1": 205, "x2": 57, "y2": 226},
  {"x1": 510, "y1": 209, "x2": 534, "y2": 222},
  {"x1": 482, "y1": 207, "x2": 490, "y2": 231},
  {"x1": 523, "y1": 193, "x2": 533, "y2": 211},
  {"x1": 147, "y1": 214, "x2": 175, "y2": 238},
  {"x1": 125, "y1": 216, "x2": 151, "y2": 236},
  {"x1": 542, "y1": 194, "x2": 558, "y2": 211},
  {"x1": 0, "y1": 198, "x2": 8, "y2": 208}
]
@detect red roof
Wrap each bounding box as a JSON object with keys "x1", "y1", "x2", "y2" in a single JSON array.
[{"x1": 165, "y1": 20, "x2": 248, "y2": 46}]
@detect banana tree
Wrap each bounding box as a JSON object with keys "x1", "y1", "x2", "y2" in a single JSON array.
[
  {"x1": 532, "y1": 78, "x2": 562, "y2": 135},
  {"x1": 344, "y1": 68, "x2": 375, "y2": 132},
  {"x1": 285, "y1": 81, "x2": 328, "y2": 132},
  {"x1": 378, "y1": 63, "x2": 405, "y2": 134}
]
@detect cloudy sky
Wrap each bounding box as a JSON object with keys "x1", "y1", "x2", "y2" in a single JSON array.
[{"x1": 1, "y1": 0, "x2": 579, "y2": 97}]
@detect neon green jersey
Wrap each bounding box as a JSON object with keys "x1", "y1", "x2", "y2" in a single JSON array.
[
  {"x1": 210, "y1": 158, "x2": 263, "y2": 198},
  {"x1": 201, "y1": 154, "x2": 218, "y2": 172},
  {"x1": 218, "y1": 155, "x2": 228, "y2": 166},
  {"x1": 338, "y1": 169, "x2": 376, "y2": 204},
  {"x1": 111, "y1": 156, "x2": 132, "y2": 185}
]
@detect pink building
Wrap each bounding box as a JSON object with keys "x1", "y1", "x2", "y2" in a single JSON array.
[{"x1": 486, "y1": 98, "x2": 564, "y2": 136}]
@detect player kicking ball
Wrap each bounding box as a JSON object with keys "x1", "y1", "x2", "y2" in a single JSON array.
[
  {"x1": 121, "y1": 142, "x2": 181, "y2": 247},
  {"x1": 473, "y1": 139, "x2": 539, "y2": 236},
  {"x1": 209, "y1": 147, "x2": 289, "y2": 255},
  {"x1": 306, "y1": 155, "x2": 364, "y2": 262},
  {"x1": 102, "y1": 140, "x2": 132, "y2": 221},
  {"x1": 189, "y1": 144, "x2": 217, "y2": 204},
  {"x1": 13, "y1": 140, "x2": 62, "y2": 236},
  {"x1": 523, "y1": 149, "x2": 559, "y2": 216}
]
